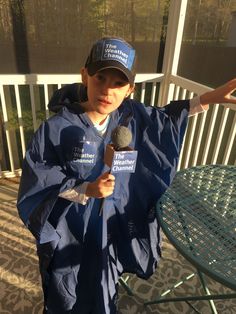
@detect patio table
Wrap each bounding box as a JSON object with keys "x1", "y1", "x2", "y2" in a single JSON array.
[{"x1": 145, "y1": 164, "x2": 236, "y2": 313}]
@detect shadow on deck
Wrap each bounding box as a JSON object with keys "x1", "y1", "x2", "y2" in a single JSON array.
[{"x1": 0, "y1": 179, "x2": 235, "y2": 314}]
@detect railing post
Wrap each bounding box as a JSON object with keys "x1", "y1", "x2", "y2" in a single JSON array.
[
  {"x1": 158, "y1": 0, "x2": 188, "y2": 106},
  {"x1": 0, "y1": 85, "x2": 15, "y2": 173}
]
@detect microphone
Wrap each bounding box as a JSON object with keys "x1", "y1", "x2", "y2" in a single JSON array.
[
  {"x1": 99, "y1": 126, "x2": 138, "y2": 215},
  {"x1": 111, "y1": 126, "x2": 132, "y2": 150},
  {"x1": 104, "y1": 126, "x2": 133, "y2": 168}
]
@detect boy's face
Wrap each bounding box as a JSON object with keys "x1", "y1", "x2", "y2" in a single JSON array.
[{"x1": 81, "y1": 68, "x2": 134, "y2": 121}]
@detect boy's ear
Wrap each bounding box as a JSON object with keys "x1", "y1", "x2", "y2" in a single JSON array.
[
  {"x1": 81, "y1": 67, "x2": 88, "y2": 86},
  {"x1": 126, "y1": 84, "x2": 135, "y2": 98}
]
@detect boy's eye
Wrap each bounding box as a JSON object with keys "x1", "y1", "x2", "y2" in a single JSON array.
[
  {"x1": 96, "y1": 74, "x2": 105, "y2": 81},
  {"x1": 115, "y1": 81, "x2": 128, "y2": 87},
  {"x1": 94, "y1": 72, "x2": 128, "y2": 87}
]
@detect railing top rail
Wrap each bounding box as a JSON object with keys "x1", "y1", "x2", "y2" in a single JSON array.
[
  {"x1": 0, "y1": 73, "x2": 164, "y2": 85},
  {"x1": 170, "y1": 74, "x2": 213, "y2": 94},
  {"x1": 134, "y1": 73, "x2": 164, "y2": 83},
  {"x1": 0, "y1": 74, "x2": 82, "y2": 84},
  {"x1": 171, "y1": 74, "x2": 236, "y2": 111}
]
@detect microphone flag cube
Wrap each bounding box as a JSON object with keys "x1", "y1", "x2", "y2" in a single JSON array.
[{"x1": 104, "y1": 144, "x2": 138, "y2": 173}]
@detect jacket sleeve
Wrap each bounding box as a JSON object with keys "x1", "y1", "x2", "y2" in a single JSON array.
[
  {"x1": 130, "y1": 99, "x2": 190, "y2": 201},
  {"x1": 17, "y1": 121, "x2": 81, "y2": 244}
]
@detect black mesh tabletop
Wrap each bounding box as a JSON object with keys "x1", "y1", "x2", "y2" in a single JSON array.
[{"x1": 156, "y1": 164, "x2": 236, "y2": 290}]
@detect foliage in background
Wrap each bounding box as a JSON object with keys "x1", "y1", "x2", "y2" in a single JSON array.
[{"x1": 184, "y1": 0, "x2": 236, "y2": 44}]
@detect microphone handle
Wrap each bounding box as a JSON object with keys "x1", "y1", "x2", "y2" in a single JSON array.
[
  {"x1": 98, "y1": 169, "x2": 111, "y2": 216},
  {"x1": 99, "y1": 146, "x2": 132, "y2": 216},
  {"x1": 99, "y1": 197, "x2": 105, "y2": 216}
]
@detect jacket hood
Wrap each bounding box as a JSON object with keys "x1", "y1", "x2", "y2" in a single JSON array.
[{"x1": 48, "y1": 83, "x2": 88, "y2": 113}]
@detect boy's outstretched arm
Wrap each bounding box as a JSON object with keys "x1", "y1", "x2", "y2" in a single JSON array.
[{"x1": 200, "y1": 78, "x2": 236, "y2": 110}]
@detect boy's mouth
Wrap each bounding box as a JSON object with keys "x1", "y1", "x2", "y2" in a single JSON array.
[{"x1": 98, "y1": 98, "x2": 112, "y2": 105}]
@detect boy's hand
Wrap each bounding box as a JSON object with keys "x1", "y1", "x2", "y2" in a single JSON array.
[
  {"x1": 86, "y1": 172, "x2": 115, "y2": 198},
  {"x1": 200, "y1": 78, "x2": 236, "y2": 107}
]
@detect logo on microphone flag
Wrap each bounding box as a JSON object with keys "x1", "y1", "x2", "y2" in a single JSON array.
[{"x1": 111, "y1": 150, "x2": 138, "y2": 173}]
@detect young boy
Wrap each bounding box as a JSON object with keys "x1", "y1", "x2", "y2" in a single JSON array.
[{"x1": 17, "y1": 37, "x2": 236, "y2": 314}]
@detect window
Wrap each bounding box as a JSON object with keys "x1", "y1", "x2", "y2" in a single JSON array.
[
  {"x1": 0, "y1": 0, "x2": 169, "y2": 74},
  {"x1": 178, "y1": 0, "x2": 236, "y2": 88}
]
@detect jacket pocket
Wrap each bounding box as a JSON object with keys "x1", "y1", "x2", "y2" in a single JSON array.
[
  {"x1": 47, "y1": 268, "x2": 78, "y2": 311},
  {"x1": 37, "y1": 234, "x2": 60, "y2": 280}
]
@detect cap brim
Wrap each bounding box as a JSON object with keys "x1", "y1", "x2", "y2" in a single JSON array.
[{"x1": 87, "y1": 60, "x2": 134, "y2": 84}]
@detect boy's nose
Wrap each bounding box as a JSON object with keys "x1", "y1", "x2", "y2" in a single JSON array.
[{"x1": 101, "y1": 82, "x2": 112, "y2": 94}]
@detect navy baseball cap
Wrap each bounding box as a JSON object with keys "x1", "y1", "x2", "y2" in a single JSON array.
[{"x1": 85, "y1": 37, "x2": 137, "y2": 84}]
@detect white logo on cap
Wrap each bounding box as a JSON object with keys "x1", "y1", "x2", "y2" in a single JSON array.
[{"x1": 102, "y1": 42, "x2": 130, "y2": 67}]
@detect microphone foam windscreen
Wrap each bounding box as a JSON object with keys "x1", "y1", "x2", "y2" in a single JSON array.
[{"x1": 111, "y1": 126, "x2": 132, "y2": 150}]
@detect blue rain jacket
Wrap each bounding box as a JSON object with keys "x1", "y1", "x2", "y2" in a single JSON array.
[{"x1": 17, "y1": 84, "x2": 189, "y2": 313}]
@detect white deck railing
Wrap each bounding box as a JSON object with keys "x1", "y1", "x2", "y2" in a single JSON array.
[
  {"x1": 168, "y1": 75, "x2": 236, "y2": 170},
  {"x1": 0, "y1": 73, "x2": 235, "y2": 178}
]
